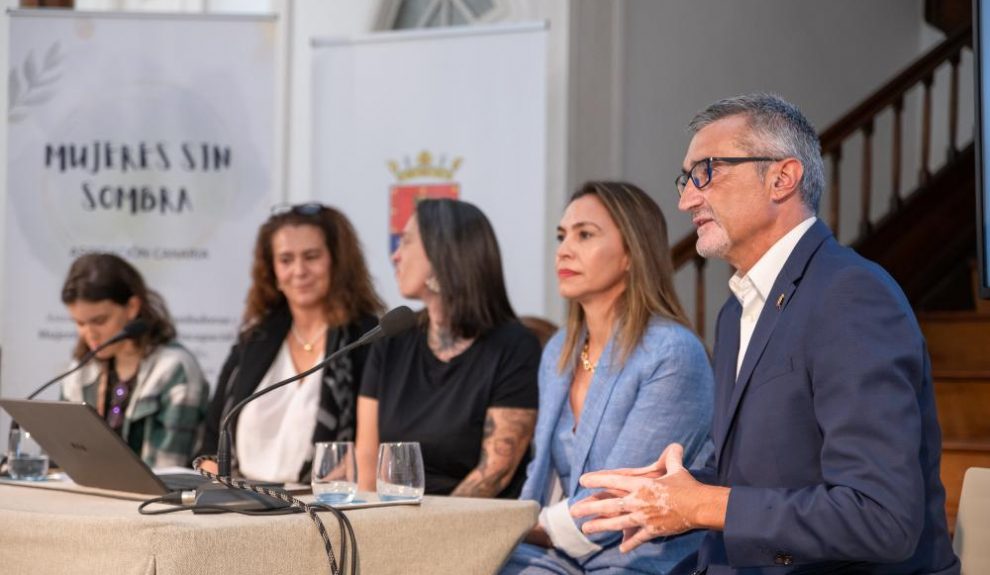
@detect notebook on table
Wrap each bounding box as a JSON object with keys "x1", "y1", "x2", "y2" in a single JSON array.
[{"x1": 0, "y1": 399, "x2": 209, "y2": 496}]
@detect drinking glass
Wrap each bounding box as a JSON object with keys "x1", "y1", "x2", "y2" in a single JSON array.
[
  {"x1": 376, "y1": 442, "x2": 424, "y2": 502},
  {"x1": 311, "y1": 441, "x2": 357, "y2": 504},
  {"x1": 7, "y1": 428, "x2": 49, "y2": 481}
]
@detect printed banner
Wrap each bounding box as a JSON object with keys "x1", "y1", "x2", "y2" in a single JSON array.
[
  {"x1": 2, "y1": 11, "x2": 276, "y2": 415},
  {"x1": 311, "y1": 23, "x2": 549, "y2": 316}
]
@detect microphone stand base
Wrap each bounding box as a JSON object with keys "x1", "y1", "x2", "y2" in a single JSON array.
[{"x1": 191, "y1": 481, "x2": 291, "y2": 513}]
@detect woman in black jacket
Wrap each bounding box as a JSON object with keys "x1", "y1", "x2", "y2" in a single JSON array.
[{"x1": 201, "y1": 203, "x2": 383, "y2": 482}]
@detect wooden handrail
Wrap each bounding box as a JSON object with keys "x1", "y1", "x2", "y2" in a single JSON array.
[{"x1": 818, "y1": 25, "x2": 970, "y2": 152}]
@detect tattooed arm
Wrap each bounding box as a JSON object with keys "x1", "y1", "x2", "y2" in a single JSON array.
[{"x1": 451, "y1": 407, "x2": 537, "y2": 498}]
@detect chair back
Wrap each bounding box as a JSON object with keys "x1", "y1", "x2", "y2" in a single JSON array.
[
  {"x1": 519, "y1": 316, "x2": 558, "y2": 349},
  {"x1": 955, "y1": 467, "x2": 990, "y2": 574}
]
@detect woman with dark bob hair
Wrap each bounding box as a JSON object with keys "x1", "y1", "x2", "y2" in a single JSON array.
[
  {"x1": 502, "y1": 182, "x2": 713, "y2": 574},
  {"x1": 356, "y1": 198, "x2": 541, "y2": 497},
  {"x1": 201, "y1": 203, "x2": 383, "y2": 483},
  {"x1": 61, "y1": 253, "x2": 209, "y2": 467}
]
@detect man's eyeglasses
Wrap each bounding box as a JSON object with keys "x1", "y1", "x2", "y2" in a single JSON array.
[
  {"x1": 270, "y1": 202, "x2": 327, "y2": 217},
  {"x1": 675, "y1": 157, "x2": 783, "y2": 197}
]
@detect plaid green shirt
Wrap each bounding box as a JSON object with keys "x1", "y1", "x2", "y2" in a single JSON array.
[{"x1": 61, "y1": 341, "x2": 209, "y2": 468}]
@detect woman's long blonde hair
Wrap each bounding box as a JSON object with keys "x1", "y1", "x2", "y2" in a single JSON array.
[{"x1": 558, "y1": 182, "x2": 693, "y2": 373}]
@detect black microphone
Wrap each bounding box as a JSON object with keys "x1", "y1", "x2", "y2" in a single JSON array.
[
  {"x1": 24, "y1": 318, "x2": 149, "y2": 401},
  {"x1": 201, "y1": 306, "x2": 416, "y2": 509}
]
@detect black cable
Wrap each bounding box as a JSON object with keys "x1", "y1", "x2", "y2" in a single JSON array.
[
  {"x1": 136, "y1": 455, "x2": 359, "y2": 575},
  {"x1": 194, "y1": 454, "x2": 343, "y2": 575},
  {"x1": 138, "y1": 497, "x2": 302, "y2": 516},
  {"x1": 136, "y1": 496, "x2": 360, "y2": 572}
]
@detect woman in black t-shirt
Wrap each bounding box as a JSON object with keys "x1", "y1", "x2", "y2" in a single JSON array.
[{"x1": 356, "y1": 199, "x2": 540, "y2": 497}]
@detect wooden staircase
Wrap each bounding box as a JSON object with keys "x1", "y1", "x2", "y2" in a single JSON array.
[
  {"x1": 921, "y1": 305, "x2": 990, "y2": 530},
  {"x1": 853, "y1": 144, "x2": 975, "y2": 307}
]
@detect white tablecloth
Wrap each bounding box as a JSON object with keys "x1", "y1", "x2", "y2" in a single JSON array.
[{"x1": 0, "y1": 484, "x2": 538, "y2": 575}]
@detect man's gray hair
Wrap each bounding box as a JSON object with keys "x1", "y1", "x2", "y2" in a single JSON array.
[{"x1": 688, "y1": 93, "x2": 825, "y2": 213}]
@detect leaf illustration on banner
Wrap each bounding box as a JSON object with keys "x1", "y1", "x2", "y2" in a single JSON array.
[
  {"x1": 24, "y1": 53, "x2": 38, "y2": 86},
  {"x1": 44, "y1": 42, "x2": 63, "y2": 69},
  {"x1": 8, "y1": 69, "x2": 21, "y2": 109},
  {"x1": 8, "y1": 43, "x2": 64, "y2": 124}
]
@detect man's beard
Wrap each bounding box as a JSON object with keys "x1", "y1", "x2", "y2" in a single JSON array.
[{"x1": 694, "y1": 216, "x2": 730, "y2": 259}]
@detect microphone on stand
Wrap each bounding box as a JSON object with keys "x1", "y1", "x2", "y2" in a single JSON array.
[
  {"x1": 2, "y1": 319, "x2": 149, "y2": 469},
  {"x1": 26, "y1": 318, "x2": 149, "y2": 401},
  {"x1": 196, "y1": 306, "x2": 417, "y2": 510}
]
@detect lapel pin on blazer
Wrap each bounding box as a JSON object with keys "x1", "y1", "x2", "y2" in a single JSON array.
[{"x1": 776, "y1": 293, "x2": 786, "y2": 310}]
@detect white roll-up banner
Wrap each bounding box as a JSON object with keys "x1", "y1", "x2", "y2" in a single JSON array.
[
  {"x1": 311, "y1": 22, "x2": 549, "y2": 317},
  {"x1": 2, "y1": 10, "x2": 276, "y2": 420}
]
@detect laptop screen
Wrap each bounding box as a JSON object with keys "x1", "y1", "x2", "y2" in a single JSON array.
[{"x1": 0, "y1": 399, "x2": 180, "y2": 495}]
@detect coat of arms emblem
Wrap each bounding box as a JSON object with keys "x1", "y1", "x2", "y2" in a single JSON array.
[{"x1": 387, "y1": 150, "x2": 462, "y2": 252}]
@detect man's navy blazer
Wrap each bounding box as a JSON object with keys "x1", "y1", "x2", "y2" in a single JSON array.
[{"x1": 694, "y1": 220, "x2": 959, "y2": 574}]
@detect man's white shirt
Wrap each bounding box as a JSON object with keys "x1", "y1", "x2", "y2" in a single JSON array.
[{"x1": 728, "y1": 217, "x2": 816, "y2": 379}]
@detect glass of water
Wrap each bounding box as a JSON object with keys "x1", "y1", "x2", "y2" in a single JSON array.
[
  {"x1": 7, "y1": 427, "x2": 49, "y2": 481},
  {"x1": 376, "y1": 442, "x2": 424, "y2": 502},
  {"x1": 311, "y1": 441, "x2": 357, "y2": 505}
]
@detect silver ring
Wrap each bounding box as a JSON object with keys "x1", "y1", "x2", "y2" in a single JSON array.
[{"x1": 618, "y1": 498, "x2": 626, "y2": 513}]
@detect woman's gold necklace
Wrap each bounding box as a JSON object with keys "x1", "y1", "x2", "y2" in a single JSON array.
[
  {"x1": 291, "y1": 324, "x2": 326, "y2": 352},
  {"x1": 580, "y1": 341, "x2": 598, "y2": 374}
]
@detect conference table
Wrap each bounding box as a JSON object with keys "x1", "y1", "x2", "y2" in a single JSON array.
[{"x1": 0, "y1": 482, "x2": 538, "y2": 574}]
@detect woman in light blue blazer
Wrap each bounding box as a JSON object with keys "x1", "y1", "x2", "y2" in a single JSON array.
[{"x1": 502, "y1": 182, "x2": 713, "y2": 574}]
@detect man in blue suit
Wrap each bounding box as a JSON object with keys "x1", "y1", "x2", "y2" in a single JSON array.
[{"x1": 571, "y1": 93, "x2": 960, "y2": 574}]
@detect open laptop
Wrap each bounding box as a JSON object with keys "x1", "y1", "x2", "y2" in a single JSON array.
[{"x1": 0, "y1": 399, "x2": 209, "y2": 496}]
